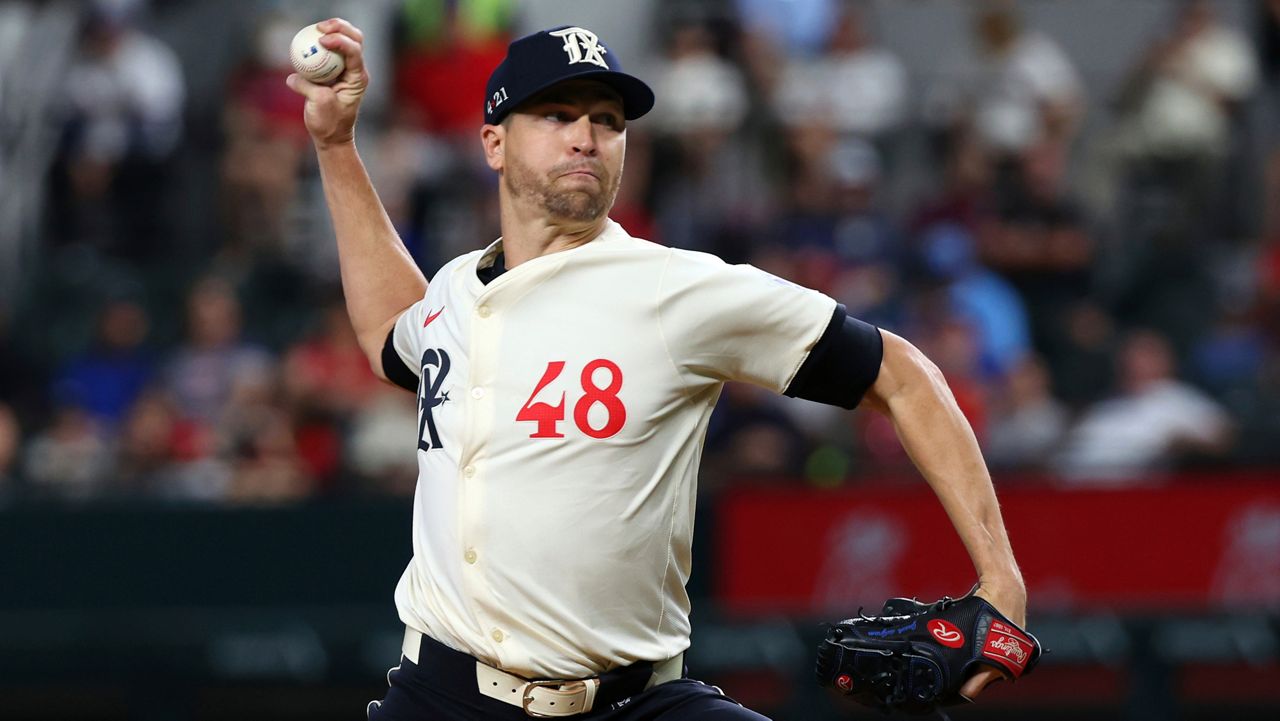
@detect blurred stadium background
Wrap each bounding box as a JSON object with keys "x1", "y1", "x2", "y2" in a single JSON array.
[{"x1": 2, "y1": 0, "x2": 1279, "y2": 719}]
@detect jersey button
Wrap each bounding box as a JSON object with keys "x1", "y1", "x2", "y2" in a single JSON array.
[
  {"x1": 477, "y1": 306, "x2": 491, "y2": 318},
  {"x1": 464, "y1": 548, "x2": 478, "y2": 564},
  {"x1": 491, "y1": 629, "x2": 504, "y2": 643},
  {"x1": 463, "y1": 465, "x2": 476, "y2": 478},
  {"x1": 470, "y1": 387, "x2": 485, "y2": 399}
]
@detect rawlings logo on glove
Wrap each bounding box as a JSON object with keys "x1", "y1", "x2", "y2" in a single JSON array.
[{"x1": 815, "y1": 590, "x2": 1042, "y2": 715}]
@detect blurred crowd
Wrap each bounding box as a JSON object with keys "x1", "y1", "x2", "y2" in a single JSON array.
[{"x1": 3, "y1": 0, "x2": 1280, "y2": 507}]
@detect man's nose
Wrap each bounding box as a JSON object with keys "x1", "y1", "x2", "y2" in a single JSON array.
[{"x1": 568, "y1": 115, "x2": 597, "y2": 156}]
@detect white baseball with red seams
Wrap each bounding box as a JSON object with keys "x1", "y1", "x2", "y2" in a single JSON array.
[{"x1": 289, "y1": 23, "x2": 344, "y2": 84}]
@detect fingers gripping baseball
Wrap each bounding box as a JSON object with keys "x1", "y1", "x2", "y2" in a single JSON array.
[{"x1": 286, "y1": 18, "x2": 369, "y2": 149}]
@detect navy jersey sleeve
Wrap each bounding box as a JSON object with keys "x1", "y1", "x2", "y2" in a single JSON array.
[
  {"x1": 783, "y1": 305, "x2": 883, "y2": 409},
  {"x1": 382, "y1": 327, "x2": 419, "y2": 393}
]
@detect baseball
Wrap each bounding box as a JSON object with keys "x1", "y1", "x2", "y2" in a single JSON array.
[{"x1": 289, "y1": 23, "x2": 344, "y2": 84}]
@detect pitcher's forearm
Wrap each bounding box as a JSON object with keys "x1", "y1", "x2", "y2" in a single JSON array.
[
  {"x1": 869, "y1": 332, "x2": 1024, "y2": 593},
  {"x1": 888, "y1": 376, "x2": 1021, "y2": 587},
  {"x1": 317, "y1": 141, "x2": 427, "y2": 355}
]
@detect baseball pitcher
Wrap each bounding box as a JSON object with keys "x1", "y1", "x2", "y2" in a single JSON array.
[{"x1": 287, "y1": 19, "x2": 1033, "y2": 720}]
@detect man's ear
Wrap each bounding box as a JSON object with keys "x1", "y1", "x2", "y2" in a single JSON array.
[{"x1": 481, "y1": 123, "x2": 505, "y2": 172}]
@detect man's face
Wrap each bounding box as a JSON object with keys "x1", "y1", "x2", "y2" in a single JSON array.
[{"x1": 490, "y1": 80, "x2": 627, "y2": 223}]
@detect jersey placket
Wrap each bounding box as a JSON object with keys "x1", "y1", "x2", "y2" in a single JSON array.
[
  {"x1": 456, "y1": 275, "x2": 519, "y2": 668},
  {"x1": 469, "y1": 252, "x2": 586, "y2": 674}
]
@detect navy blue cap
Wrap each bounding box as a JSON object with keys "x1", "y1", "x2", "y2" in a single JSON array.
[{"x1": 484, "y1": 26, "x2": 655, "y2": 125}]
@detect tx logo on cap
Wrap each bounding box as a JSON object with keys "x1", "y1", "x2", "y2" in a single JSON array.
[{"x1": 549, "y1": 27, "x2": 609, "y2": 69}]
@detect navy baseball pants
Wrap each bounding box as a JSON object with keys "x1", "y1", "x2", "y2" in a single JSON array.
[{"x1": 366, "y1": 632, "x2": 770, "y2": 720}]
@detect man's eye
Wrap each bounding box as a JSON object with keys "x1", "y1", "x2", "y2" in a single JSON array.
[
  {"x1": 594, "y1": 114, "x2": 622, "y2": 129},
  {"x1": 545, "y1": 111, "x2": 572, "y2": 122}
]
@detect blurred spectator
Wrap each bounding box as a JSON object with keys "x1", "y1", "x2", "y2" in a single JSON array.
[
  {"x1": 929, "y1": 1, "x2": 1083, "y2": 156},
  {"x1": 984, "y1": 353, "x2": 1068, "y2": 471},
  {"x1": 914, "y1": 222, "x2": 1031, "y2": 378},
  {"x1": 704, "y1": 383, "x2": 808, "y2": 488},
  {"x1": 773, "y1": 4, "x2": 908, "y2": 140},
  {"x1": 909, "y1": 127, "x2": 995, "y2": 242},
  {"x1": 113, "y1": 389, "x2": 184, "y2": 497},
  {"x1": 979, "y1": 141, "x2": 1095, "y2": 356},
  {"x1": 283, "y1": 300, "x2": 382, "y2": 484},
  {"x1": 225, "y1": 404, "x2": 310, "y2": 505},
  {"x1": 649, "y1": 24, "x2": 750, "y2": 135},
  {"x1": 772, "y1": 119, "x2": 838, "y2": 258},
  {"x1": 791, "y1": 138, "x2": 901, "y2": 325},
  {"x1": 1050, "y1": 301, "x2": 1119, "y2": 408},
  {"x1": 983, "y1": 142, "x2": 1093, "y2": 276},
  {"x1": 22, "y1": 406, "x2": 113, "y2": 501},
  {"x1": 368, "y1": 100, "x2": 498, "y2": 268},
  {"x1": 1219, "y1": 143, "x2": 1280, "y2": 461},
  {"x1": 382, "y1": 1, "x2": 513, "y2": 265},
  {"x1": 1191, "y1": 310, "x2": 1268, "y2": 398},
  {"x1": 1053, "y1": 329, "x2": 1234, "y2": 482},
  {"x1": 283, "y1": 301, "x2": 381, "y2": 419},
  {"x1": 650, "y1": 23, "x2": 768, "y2": 256},
  {"x1": 348, "y1": 387, "x2": 419, "y2": 496},
  {"x1": 905, "y1": 132, "x2": 1033, "y2": 377},
  {"x1": 1109, "y1": 0, "x2": 1259, "y2": 241},
  {"x1": 170, "y1": 317, "x2": 312, "y2": 505},
  {"x1": 1188, "y1": 303, "x2": 1273, "y2": 464},
  {"x1": 1111, "y1": 219, "x2": 1220, "y2": 355},
  {"x1": 219, "y1": 13, "x2": 309, "y2": 261},
  {"x1": 1114, "y1": 0, "x2": 1258, "y2": 164},
  {"x1": 162, "y1": 276, "x2": 274, "y2": 429},
  {"x1": 735, "y1": 0, "x2": 838, "y2": 60},
  {"x1": 51, "y1": 298, "x2": 155, "y2": 425},
  {"x1": 49, "y1": 0, "x2": 185, "y2": 258},
  {"x1": 394, "y1": 0, "x2": 512, "y2": 137},
  {"x1": 367, "y1": 105, "x2": 450, "y2": 251},
  {"x1": 159, "y1": 427, "x2": 229, "y2": 503},
  {"x1": 0, "y1": 403, "x2": 19, "y2": 506}
]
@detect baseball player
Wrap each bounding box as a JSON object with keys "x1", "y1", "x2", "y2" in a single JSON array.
[{"x1": 287, "y1": 19, "x2": 1028, "y2": 720}]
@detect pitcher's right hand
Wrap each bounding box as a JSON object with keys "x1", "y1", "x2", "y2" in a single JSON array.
[{"x1": 286, "y1": 18, "x2": 368, "y2": 149}]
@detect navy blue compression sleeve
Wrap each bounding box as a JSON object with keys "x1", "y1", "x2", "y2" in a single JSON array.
[
  {"x1": 381, "y1": 327, "x2": 419, "y2": 393},
  {"x1": 783, "y1": 305, "x2": 883, "y2": 409}
]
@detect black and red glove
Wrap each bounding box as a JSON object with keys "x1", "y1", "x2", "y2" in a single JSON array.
[{"x1": 815, "y1": 591, "x2": 1042, "y2": 715}]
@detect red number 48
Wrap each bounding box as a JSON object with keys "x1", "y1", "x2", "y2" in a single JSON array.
[{"x1": 516, "y1": 359, "x2": 626, "y2": 439}]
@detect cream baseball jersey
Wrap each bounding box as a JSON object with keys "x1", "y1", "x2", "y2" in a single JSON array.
[{"x1": 387, "y1": 220, "x2": 836, "y2": 679}]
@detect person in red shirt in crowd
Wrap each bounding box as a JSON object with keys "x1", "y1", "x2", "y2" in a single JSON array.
[{"x1": 394, "y1": 2, "x2": 512, "y2": 137}]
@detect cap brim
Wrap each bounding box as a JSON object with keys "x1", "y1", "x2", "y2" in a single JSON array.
[
  {"x1": 496, "y1": 69, "x2": 655, "y2": 123},
  {"x1": 574, "y1": 70, "x2": 655, "y2": 120}
]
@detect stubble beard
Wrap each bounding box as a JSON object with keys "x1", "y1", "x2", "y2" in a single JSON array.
[{"x1": 504, "y1": 155, "x2": 622, "y2": 223}]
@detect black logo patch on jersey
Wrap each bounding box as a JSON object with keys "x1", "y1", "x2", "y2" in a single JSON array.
[{"x1": 417, "y1": 348, "x2": 451, "y2": 452}]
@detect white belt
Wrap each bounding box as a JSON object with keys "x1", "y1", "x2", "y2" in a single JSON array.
[{"x1": 402, "y1": 628, "x2": 683, "y2": 718}]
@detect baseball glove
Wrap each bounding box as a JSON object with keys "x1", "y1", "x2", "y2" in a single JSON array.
[{"x1": 815, "y1": 590, "x2": 1041, "y2": 715}]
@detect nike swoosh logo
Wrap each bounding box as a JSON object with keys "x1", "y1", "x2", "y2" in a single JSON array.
[{"x1": 423, "y1": 307, "x2": 445, "y2": 327}]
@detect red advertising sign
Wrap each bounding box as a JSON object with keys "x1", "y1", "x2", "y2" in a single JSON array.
[{"x1": 715, "y1": 477, "x2": 1280, "y2": 615}]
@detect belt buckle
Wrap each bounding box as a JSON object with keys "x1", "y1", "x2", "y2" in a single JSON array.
[{"x1": 522, "y1": 678, "x2": 576, "y2": 718}]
